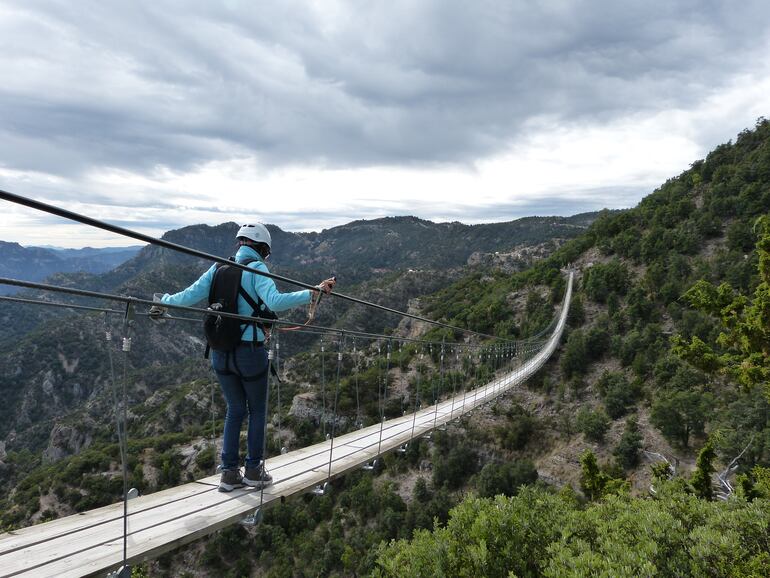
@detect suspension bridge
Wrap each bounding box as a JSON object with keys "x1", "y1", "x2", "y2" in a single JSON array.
[{"x1": 0, "y1": 190, "x2": 573, "y2": 577}]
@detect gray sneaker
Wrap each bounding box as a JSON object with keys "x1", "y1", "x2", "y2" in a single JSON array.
[
  {"x1": 218, "y1": 469, "x2": 244, "y2": 492},
  {"x1": 243, "y1": 464, "x2": 273, "y2": 489}
]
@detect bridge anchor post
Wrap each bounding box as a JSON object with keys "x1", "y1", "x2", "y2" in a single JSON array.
[
  {"x1": 240, "y1": 507, "x2": 264, "y2": 527},
  {"x1": 362, "y1": 458, "x2": 379, "y2": 471}
]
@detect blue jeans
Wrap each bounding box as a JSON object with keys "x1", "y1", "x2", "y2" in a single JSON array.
[{"x1": 211, "y1": 343, "x2": 269, "y2": 470}]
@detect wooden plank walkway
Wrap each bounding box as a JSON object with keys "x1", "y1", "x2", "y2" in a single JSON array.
[{"x1": 0, "y1": 273, "x2": 572, "y2": 577}]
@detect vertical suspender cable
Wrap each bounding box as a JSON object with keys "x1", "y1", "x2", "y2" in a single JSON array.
[
  {"x1": 376, "y1": 343, "x2": 382, "y2": 419},
  {"x1": 210, "y1": 378, "x2": 217, "y2": 474},
  {"x1": 353, "y1": 338, "x2": 361, "y2": 428},
  {"x1": 326, "y1": 333, "x2": 345, "y2": 484},
  {"x1": 409, "y1": 347, "x2": 422, "y2": 442},
  {"x1": 102, "y1": 313, "x2": 126, "y2": 565},
  {"x1": 433, "y1": 341, "x2": 444, "y2": 432},
  {"x1": 374, "y1": 342, "x2": 385, "y2": 461},
  {"x1": 119, "y1": 302, "x2": 134, "y2": 570},
  {"x1": 384, "y1": 340, "x2": 392, "y2": 408},
  {"x1": 381, "y1": 339, "x2": 394, "y2": 447},
  {"x1": 396, "y1": 342, "x2": 407, "y2": 453},
  {"x1": 460, "y1": 351, "x2": 470, "y2": 415},
  {"x1": 398, "y1": 342, "x2": 405, "y2": 416},
  {"x1": 320, "y1": 338, "x2": 327, "y2": 438},
  {"x1": 450, "y1": 349, "x2": 459, "y2": 420},
  {"x1": 258, "y1": 342, "x2": 275, "y2": 509},
  {"x1": 275, "y1": 332, "x2": 286, "y2": 454}
]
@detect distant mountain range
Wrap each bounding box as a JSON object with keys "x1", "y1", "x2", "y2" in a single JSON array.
[
  {"x1": 1, "y1": 213, "x2": 602, "y2": 297},
  {"x1": 100, "y1": 212, "x2": 603, "y2": 293},
  {"x1": 0, "y1": 243, "x2": 142, "y2": 294}
]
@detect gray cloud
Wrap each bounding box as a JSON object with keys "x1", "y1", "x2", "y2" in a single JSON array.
[{"x1": 2, "y1": 0, "x2": 769, "y2": 179}]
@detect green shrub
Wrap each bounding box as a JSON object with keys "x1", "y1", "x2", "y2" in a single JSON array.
[
  {"x1": 576, "y1": 408, "x2": 610, "y2": 442},
  {"x1": 613, "y1": 416, "x2": 643, "y2": 470},
  {"x1": 476, "y1": 460, "x2": 538, "y2": 498}
]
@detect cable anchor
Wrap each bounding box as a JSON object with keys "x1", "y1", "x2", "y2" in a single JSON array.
[
  {"x1": 312, "y1": 481, "x2": 329, "y2": 495},
  {"x1": 240, "y1": 507, "x2": 264, "y2": 527}
]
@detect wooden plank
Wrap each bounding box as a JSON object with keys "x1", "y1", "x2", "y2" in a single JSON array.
[{"x1": 0, "y1": 482, "x2": 217, "y2": 555}]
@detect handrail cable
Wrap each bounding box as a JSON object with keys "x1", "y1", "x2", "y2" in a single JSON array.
[
  {"x1": 0, "y1": 294, "x2": 125, "y2": 315},
  {"x1": 0, "y1": 278, "x2": 534, "y2": 350},
  {"x1": 0, "y1": 189, "x2": 514, "y2": 343},
  {"x1": 0, "y1": 294, "x2": 200, "y2": 322},
  {"x1": 0, "y1": 290, "x2": 518, "y2": 353}
]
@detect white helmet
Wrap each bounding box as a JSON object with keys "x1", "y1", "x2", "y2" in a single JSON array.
[{"x1": 236, "y1": 223, "x2": 272, "y2": 249}]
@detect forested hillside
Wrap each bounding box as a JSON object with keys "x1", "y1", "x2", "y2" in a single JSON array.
[{"x1": 375, "y1": 118, "x2": 770, "y2": 576}]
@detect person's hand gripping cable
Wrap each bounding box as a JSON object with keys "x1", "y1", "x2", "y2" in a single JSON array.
[
  {"x1": 308, "y1": 276, "x2": 336, "y2": 323},
  {"x1": 148, "y1": 293, "x2": 169, "y2": 321}
]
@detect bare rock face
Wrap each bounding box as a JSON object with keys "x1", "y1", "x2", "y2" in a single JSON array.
[
  {"x1": 41, "y1": 371, "x2": 56, "y2": 396},
  {"x1": 0, "y1": 440, "x2": 7, "y2": 463},
  {"x1": 42, "y1": 423, "x2": 93, "y2": 464},
  {"x1": 289, "y1": 392, "x2": 321, "y2": 420},
  {"x1": 467, "y1": 241, "x2": 564, "y2": 272}
]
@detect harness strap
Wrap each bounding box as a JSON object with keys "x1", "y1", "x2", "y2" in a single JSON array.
[{"x1": 237, "y1": 258, "x2": 274, "y2": 342}]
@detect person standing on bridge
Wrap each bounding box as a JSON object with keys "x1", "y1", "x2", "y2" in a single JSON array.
[{"x1": 153, "y1": 224, "x2": 336, "y2": 492}]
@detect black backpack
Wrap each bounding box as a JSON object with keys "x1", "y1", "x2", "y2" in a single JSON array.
[{"x1": 203, "y1": 257, "x2": 277, "y2": 356}]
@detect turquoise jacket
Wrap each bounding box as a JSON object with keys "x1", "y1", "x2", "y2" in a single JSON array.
[{"x1": 161, "y1": 245, "x2": 312, "y2": 342}]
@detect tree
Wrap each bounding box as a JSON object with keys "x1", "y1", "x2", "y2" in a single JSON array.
[
  {"x1": 561, "y1": 330, "x2": 588, "y2": 378},
  {"x1": 690, "y1": 438, "x2": 716, "y2": 500},
  {"x1": 374, "y1": 487, "x2": 572, "y2": 578},
  {"x1": 579, "y1": 450, "x2": 626, "y2": 501},
  {"x1": 496, "y1": 405, "x2": 536, "y2": 450},
  {"x1": 736, "y1": 465, "x2": 770, "y2": 500},
  {"x1": 673, "y1": 216, "x2": 770, "y2": 402},
  {"x1": 596, "y1": 371, "x2": 637, "y2": 418},
  {"x1": 476, "y1": 460, "x2": 538, "y2": 498},
  {"x1": 583, "y1": 259, "x2": 631, "y2": 303},
  {"x1": 576, "y1": 408, "x2": 610, "y2": 442},
  {"x1": 433, "y1": 442, "x2": 478, "y2": 490},
  {"x1": 585, "y1": 324, "x2": 611, "y2": 360},
  {"x1": 650, "y1": 390, "x2": 712, "y2": 447},
  {"x1": 375, "y1": 479, "x2": 770, "y2": 578},
  {"x1": 613, "y1": 416, "x2": 643, "y2": 470},
  {"x1": 579, "y1": 450, "x2": 605, "y2": 500},
  {"x1": 568, "y1": 293, "x2": 586, "y2": 326}
]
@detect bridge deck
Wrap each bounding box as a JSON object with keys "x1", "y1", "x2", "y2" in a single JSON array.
[{"x1": 0, "y1": 273, "x2": 571, "y2": 577}]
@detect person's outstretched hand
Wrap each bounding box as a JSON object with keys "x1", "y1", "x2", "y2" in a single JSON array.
[{"x1": 315, "y1": 277, "x2": 336, "y2": 294}]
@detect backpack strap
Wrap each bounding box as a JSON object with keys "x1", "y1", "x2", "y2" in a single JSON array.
[{"x1": 238, "y1": 258, "x2": 274, "y2": 341}]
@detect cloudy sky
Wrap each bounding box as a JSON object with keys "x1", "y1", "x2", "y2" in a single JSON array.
[{"x1": 1, "y1": 0, "x2": 769, "y2": 247}]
